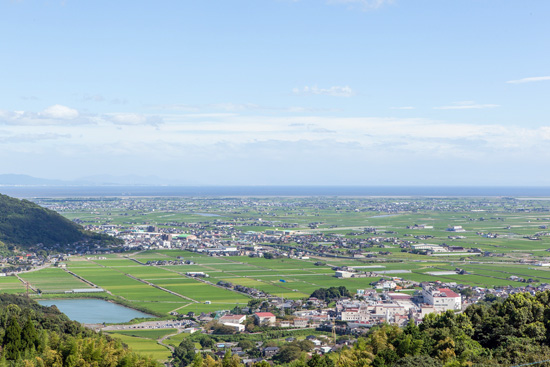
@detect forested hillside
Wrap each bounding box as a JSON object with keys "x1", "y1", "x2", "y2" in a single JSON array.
[
  {"x1": 330, "y1": 291, "x2": 550, "y2": 366},
  {"x1": 0, "y1": 194, "x2": 122, "y2": 251},
  {"x1": 0, "y1": 294, "x2": 159, "y2": 366}
]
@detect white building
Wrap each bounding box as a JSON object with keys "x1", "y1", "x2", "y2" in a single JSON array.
[
  {"x1": 219, "y1": 314, "x2": 246, "y2": 324},
  {"x1": 447, "y1": 226, "x2": 466, "y2": 232},
  {"x1": 222, "y1": 323, "x2": 245, "y2": 332},
  {"x1": 254, "y1": 312, "x2": 276, "y2": 325},
  {"x1": 340, "y1": 308, "x2": 361, "y2": 321},
  {"x1": 422, "y1": 286, "x2": 461, "y2": 311},
  {"x1": 411, "y1": 244, "x2": 446, "y2": 252},
  {"x1": 335, "y1": 270, "x2": 354, "y2": 278},
  {"x1": 375, "y1": 281, "x2": 397, "y2": 290}
]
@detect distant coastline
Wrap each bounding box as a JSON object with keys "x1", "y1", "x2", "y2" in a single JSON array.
[{"x1": 2, "y1": 185, "x2": 550, "y2": 198}]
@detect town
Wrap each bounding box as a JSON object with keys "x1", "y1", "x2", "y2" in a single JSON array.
[{"x1": 5, "y1": 195, "x2": 550, "y2": 364}]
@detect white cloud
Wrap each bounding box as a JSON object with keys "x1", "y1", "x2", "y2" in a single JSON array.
[
  {"x1": 4, "y1": 110, "x2": 550, "y2": 185},
  {"x1": 0, "y1": 105, "x2": 91, "y2": 125},
  {"x1": 0, "y1": 106, "x2": 166, "y2": 127},
  {"x1": 293, "y1": 85, "x2": 355, "y2": 97},
  {"x1": 40, "y1": 104, "x2": 79, "y2": 120},
  {"x1": 434, "y1": 101, "x2": 499, "y2": 110},
  {"x1": 506, "y1": 76, "x2": 550, "y2": 84}
]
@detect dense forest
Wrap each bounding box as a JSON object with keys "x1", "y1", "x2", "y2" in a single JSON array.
[
  {"x1": 173, "y1": 291, "x2": 550, "y2": 367},
  {"x1": 0, "y1": 294, "x2": 159, "y2": 366},
  {"x1": 0, "y1": 194, "x2": 122, "y2": 251}
]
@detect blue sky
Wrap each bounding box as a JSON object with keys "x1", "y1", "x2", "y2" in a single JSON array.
[{"x1": 1, "y1": 0, "x2": 549, "y2": 185}]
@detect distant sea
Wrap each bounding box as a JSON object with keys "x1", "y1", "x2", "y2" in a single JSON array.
[{"x1": 2, "y1": 186, "x2": 550, "y2": 198}]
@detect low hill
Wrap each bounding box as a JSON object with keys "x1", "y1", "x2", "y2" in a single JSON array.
[
  {"x1": 0, "y1": 294, "x2": 160, "y2": 365},
  {"x1": 0, "y1": 193, "x2": 122, "y2": 251}
]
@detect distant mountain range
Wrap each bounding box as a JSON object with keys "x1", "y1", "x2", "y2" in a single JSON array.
[
  {"x1": 0, "y1": 174, "x2": 67, "y2": 185},
  {"x1": 0, "y1": 174, "x2": 190, "y2": 186}
]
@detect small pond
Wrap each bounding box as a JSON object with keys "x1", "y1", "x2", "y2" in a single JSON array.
[{"x1": 37, "y1": 299, "x2": 154, "y2": 324}]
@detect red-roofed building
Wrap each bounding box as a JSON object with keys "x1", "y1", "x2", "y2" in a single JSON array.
[
  {"x1": 439, "y1": 288, "x2": 460, "y2": 298},
  {"x1": 255, "y1": 312, "x2": 276, "y2": 325},
  {"x1": 422, "y1": 285, "x2": 461, "y2": 311}
]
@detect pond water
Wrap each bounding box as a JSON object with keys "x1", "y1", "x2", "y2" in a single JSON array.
[{"x1": 37, "y1": 299, "x2": 154, "y2": 324}]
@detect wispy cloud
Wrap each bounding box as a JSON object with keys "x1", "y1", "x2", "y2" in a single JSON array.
[
  {"x1": 391, "y1": 106, "x2": 415, "y2": 110},
  {"x1": 80, "y1": 93, "x2": 129, "y2": 105},
  {"x1": 102, "y1": 113, "x2": 163, "y2": 126},
  {"x1": 20, "y1": 96, "x2": 39, "y2": 101},
  {"x1": 151, "y1": 102, "x2": 339, "y2": 113},
  {"x1": 0, "y1": 133, "x2": 70, "y2": 143},
  {"x1": 506, "y1": 76, "x2": 550, "y2": 84},
  {"x1": 4, "y1": 111, "x2": 550, "y2": 185},
  {"x1": 326, "y1": 0, "x2": 394, "y2": 10},
  {"x1": 434, "y1": 101, "x2": 499, "y2": 110},
  {"x1": 292, "y1": 85, "x2": 355, "y2": 97}
]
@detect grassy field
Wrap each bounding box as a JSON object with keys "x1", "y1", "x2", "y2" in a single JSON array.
[
  {"x1": 0, "y1": 276, "x2": 27, "y2": 294},
  {"x1": 111, "y1": 328, "x2": 178, "y2": 339},
  {"x1": 107, "y1": 333, "x2": 172, "y2": 362},
  {"x1": 19, "y1": 268, "x2": 92, "y2": 293}
]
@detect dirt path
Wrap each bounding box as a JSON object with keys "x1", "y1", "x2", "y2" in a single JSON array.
[{"x1": 158, "y1": 329, "x2": 185, "y2": 352}]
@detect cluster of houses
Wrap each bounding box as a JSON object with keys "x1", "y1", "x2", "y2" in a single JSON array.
[
  {"x1": 333, "y1": 285, "x2": 462, "y2": 327},
  {"x1": 0, "y1": 253, "x2": 65, "y2": 274},
  {"x1": 217, "y1": 281, "x2": 269, "y2": 298},
  {"x1": 204, "y1": 283, "x2": 464, "y2": 336}
]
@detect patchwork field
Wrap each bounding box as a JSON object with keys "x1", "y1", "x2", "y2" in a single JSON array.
[
  {"x1": 0, "y1": 276, "x2": 27, "y2": 294},
  {"x1": 9, "y1": 196, "x2": 550, "y2": 322},
  {"x1": 19, "y1": 268, "x2": 92, "y2": 293}
]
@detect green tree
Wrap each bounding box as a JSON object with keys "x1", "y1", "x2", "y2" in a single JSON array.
[
  {"x1": 393, "y1": 355, "x2": 442, "y2": 367},
  {"x1": 237, "y1": 340, "x2": 255, "y2": 351},
  {"x1": 199, "y1": 335, "x2": 215, "y2": 349},
  {"x1": 307, "y1": 353, "x2": 335, "y2": 367},
  {"x1": 274, "y1": 345, "x2": 302, "y2": 364},
  {"x1": 21, "y1": 316, "x2": 39, "y2": 352},
  {"x1": 3, "y1": 316, "x2": 22, "y2": 360},
  {"x1": 173, "y1": 338, "x2": 196, "y2": 367}
]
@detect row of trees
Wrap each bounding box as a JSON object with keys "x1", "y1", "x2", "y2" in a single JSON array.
[{"x1": 310, "y1": 287, "x2": 351, "y2": 301}]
